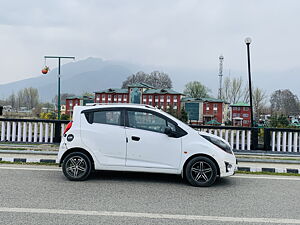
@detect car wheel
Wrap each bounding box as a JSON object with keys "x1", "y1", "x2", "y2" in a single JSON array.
[
  {"x1": 185, "y1": 156, "x2": 217, "y2": 187},
  {"x1": 62, "y1": 152, "x2": 92, "y2": 181}
]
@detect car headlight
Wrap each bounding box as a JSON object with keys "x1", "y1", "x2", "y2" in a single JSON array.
[{"x1": 201, "y1": 135, "x2": 232, "y2": 154}]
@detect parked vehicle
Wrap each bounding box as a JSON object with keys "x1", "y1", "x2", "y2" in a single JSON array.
[{"x1": 57, "y1": 104, "x2": 236, "y2": 187}]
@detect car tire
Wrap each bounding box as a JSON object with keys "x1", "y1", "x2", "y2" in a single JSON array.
[
  {"x1": 185, "y1": 156, "x2": 217, "y2": 187},
  {"x1": 62, "y1": 152, "x2": 92, "y2": 181}
]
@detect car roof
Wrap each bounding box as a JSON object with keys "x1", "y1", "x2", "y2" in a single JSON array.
[{"x1": 74, "y1": 103, "x2": 157, "y2": 111}]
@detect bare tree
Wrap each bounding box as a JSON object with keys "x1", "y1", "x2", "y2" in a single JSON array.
[
  {"x1": 252, "y1": 87, "x2": 267, "y2": 120},
  {"x1": 270, "y1": 89, "x2": 300, "y2": 116},
  {"x1": 52, "y1": 93, "x2": 76, "y2": 105},
  {"x1": 222, "y1": 77, "x2": 249, "y2": 104},
  {"x1": 183, "y1": 81, "x2": 211, "y2": 98},
  {"x1": 122, "y1": 71, "x2": 172, "y2": 89}
]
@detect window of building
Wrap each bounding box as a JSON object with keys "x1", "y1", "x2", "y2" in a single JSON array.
[
  {"x1": 160, "y1": 96, "x2": 164, "y2": 102},
  {"x1": 149, "y1": 95, "x2": 152, "y2": 100},
  {"x1": 244, "y1": 107, "x2": 249, "y2": 111},
  {"x1": 233, "y1": 113, "x2": 237, "y2": 117},
  {"x1": 243, "y1": 113, "x2": 249, "y2": 118},
  {"x1": 243, "y1": 120, "x2": 249, "y2": 124},
  {"x1": 155, "y1": 96, "x2": 159, "y2": 102},
  {"x1": 108, "y1": 94, "x2": 111, "y2": 99},
  {"x1": 237, "y1": 107, "x2": 240, "y2": 110},
  {"x1": 69, "y1": 102, "x2": 73, "y2": 106},
  {"x1": 167, "y1": 95, "x2": 171, "y2": 100}
]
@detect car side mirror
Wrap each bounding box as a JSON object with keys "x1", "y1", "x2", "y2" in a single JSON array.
[{"x1": 164, "y1": 127, "x2": 176, "y2": 137}]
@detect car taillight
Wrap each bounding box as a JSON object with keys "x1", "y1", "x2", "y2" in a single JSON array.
[{"x1": 64, "y1": 121, "x2": 73, "y2": 134}]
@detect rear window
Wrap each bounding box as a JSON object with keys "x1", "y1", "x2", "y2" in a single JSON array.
[{"x1": 84, "y1": 110, "x2": 122, "y2": 126}]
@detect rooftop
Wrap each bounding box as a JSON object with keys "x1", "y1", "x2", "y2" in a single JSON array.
[
  {"x1": 181, "y1": 97, "x2": 228, "y2": 103},
  {"x1": 127, "y1": 83, "x2": 154, "y2": 88},
  {"x1": 66, "y1": 95, "x2": 94, "y2": 100},
  {"x1": 231, "y1": 102, "x2": 250, "y2": 107},
  {"x1": 143, "y1": 88, "x2": 182, "y2": 95},
  {"x1": 94, "y1": 88, "x2": 128, "y2": 94}
]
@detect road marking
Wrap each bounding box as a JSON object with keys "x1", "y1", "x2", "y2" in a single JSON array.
[
  {"x1": 233, "y1": 175, "x2": 300, "y2": 181},
  {"x1": 0, "y1": 207, "x2": 299, "y2": 224},
  {"x1": 0, "y1": 166, "x2": 60, "y2": 171}
]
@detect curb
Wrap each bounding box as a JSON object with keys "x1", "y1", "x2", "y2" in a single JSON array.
[
  {"x1": 0, "y1": 150, "x2": 58, "y2": 155},
  {"x1": 237, "y1": 158, "x2": 300, "y2": 164},
  {"x1": 236, "y1": 166, "x2": 300, "y2": 174},
  {"x1": 0, "y1": 157, "x2": 56, "y2": 164}
]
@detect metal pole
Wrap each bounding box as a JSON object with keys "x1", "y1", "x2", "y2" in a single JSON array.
[
  {"x1": 246, "y1": 43, "x2": 254, "y2": 128},
  {"x1": 58, "y1": 58, "x2": 61, "y2": 120},
  {"x1": 44, "y1": 56, "x2": 75, "y2": 120}
]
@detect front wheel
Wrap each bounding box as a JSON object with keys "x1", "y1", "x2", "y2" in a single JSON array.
[
  {"x1": 62, "y1": 152, "x2": 92, "y2": 181},
  {"x1": 185, "y1": 156, "x2": 217, "y2": 187}
]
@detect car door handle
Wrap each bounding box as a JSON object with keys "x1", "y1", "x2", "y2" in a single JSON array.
[{"x1": 131, "y1": 136, "x2": 140, "y2": 141}]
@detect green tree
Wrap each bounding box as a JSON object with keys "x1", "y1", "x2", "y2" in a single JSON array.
[
  {"x1": 269, "y1": 115, "x2": 289, "y2": 128},
  {"x1": 61, "y1": 114, "x2": 70, "y2": 120},
  {"x1": 183, "y1": 81, "x2": 210, "y2": 98}
]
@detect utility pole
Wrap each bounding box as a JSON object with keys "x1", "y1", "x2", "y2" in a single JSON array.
[
  {"x1": 44, "y1": 56, "x2": 75, "y2": 120},
  {"x1": 218, "y1": 55, "x2": 224, "y2": 99}
]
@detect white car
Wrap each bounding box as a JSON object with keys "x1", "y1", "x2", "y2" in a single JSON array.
[{"x1": 57, "y1": 104, "x2": 236, "y2": 187}]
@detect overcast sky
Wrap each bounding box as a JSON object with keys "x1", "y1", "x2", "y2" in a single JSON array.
[{"x1": 0, "y1": 0, "x2": 300, "y2": 94}]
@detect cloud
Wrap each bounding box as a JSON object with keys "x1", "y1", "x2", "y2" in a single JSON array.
[{"x1": 0, "y1": 0, "x2": 300, "y2": 97}]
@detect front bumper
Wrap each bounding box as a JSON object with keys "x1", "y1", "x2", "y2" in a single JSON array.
[{"x1": 219, "y1": 154, "x2": 237, "y2": 177}]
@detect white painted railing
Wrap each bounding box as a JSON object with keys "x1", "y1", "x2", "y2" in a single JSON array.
[
  {"x1": 198, "y1": 127, "x2": 252, "y2": 150},
  {"x1": 0, "y1": 119, "x2": 69, "y2": 143},
  {"x1": 271, "y1": 130, "x2": 300, "y2": 152}
]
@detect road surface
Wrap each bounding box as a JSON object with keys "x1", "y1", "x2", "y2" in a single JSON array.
[{"x1": 0, "y1": 164, "x2": 300, "y2": 224}]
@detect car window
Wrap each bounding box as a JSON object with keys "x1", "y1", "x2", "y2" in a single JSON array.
[
  {"x1": 128, "y1": 110, "x2": 173, "y2": 133},
  {"x1": 93, "y1": 110, "x2": 121, "y2": 126}
]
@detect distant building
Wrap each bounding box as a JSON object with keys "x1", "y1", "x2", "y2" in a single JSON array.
[
  {"x1": 94, "y1": 83, "x2": 182, "y2": 112},
  {"x1": 181, "y1": 97, "x2": 229, "y2": 125},
  {"x1": 66, "y1": 96, "x2": 94, "y2": 116},
  {"x1": 230, "y1": 102, "x2": 251, "y2": 127}
]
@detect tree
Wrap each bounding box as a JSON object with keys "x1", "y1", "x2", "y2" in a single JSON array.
[
  {"x1": 183, "y1": 81, "x2": 210, "y2": 98},
  {"x1": 121, "y1": 71, "x2": 172, "y2": 89},
  {"x1": 7, "y1": 93, "x2": 16, "y2": 109},
  {"x1": 270, "y1": 89, "x2": 300, "y2": 116},
  {"x1": 52, "y1": 93, "x2": 76, "y2": 105},
  {"x1": 269, "y1": 115, "x2": 289, "y2": 128},
  {"x1": 222, "y1": 77, "x2": 249, "y2": 104},
  {"x1": 252, "y1": 87, "x2": 267, "y2": 120}
]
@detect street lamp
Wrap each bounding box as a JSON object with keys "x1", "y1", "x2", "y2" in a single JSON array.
[
  {"x1": 244, "y1": 37, "x2": 254, "y2": 128},
  {"x1": 44, "y1": 56, "x2": 75, "y2": 120}
]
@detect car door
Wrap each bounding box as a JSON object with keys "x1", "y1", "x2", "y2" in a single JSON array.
[
  {"x1": 80, "y1": 108, "x2": 126, "y2": 166},
  {"x1": 125, "y1": 109, "x2": 182, "y2": 170}
]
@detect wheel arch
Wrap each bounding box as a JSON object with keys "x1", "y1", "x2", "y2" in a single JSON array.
[
  {"x1": 181, "y1": 154, "x2": 220, "y2": 178},
  {"x1": 60, "y1": 147, "x2": 95, "y2": 170}
]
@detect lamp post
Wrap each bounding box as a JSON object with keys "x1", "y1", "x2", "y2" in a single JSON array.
[
  {"x1": 44, "y1": 56, "x2": 75, "y2": 120},
  {"x1": 244, "y1": 37, "x2": 254, "y2": 128}
]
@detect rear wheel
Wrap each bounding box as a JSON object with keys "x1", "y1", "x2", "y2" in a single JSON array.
[
  {"x1": 62, "y1": 152, "x2": 92, "y2": 181},
  {"x1": 185, "y1": 156, "x2": 217, "y2": 187}
]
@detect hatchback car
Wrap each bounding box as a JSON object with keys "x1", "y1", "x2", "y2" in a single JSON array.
[{"x1": 57, "y1": 104, "x2": 236, "y2": 187}]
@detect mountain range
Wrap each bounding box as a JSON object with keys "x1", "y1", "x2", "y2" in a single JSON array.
[{"x1": 0, "y1": 57, "x2": 299, "y2": 103}]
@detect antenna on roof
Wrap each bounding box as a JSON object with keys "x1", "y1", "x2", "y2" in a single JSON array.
[{"x1": 218, "y1": 55, "x2": 224, "y2": 99}]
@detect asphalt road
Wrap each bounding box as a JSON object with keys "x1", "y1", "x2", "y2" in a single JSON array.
[{"x1": 0, "y1": 164, "x2": 300, "y2": 225}]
